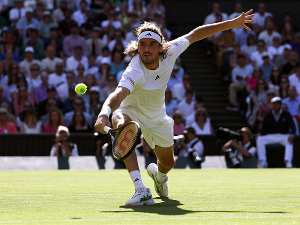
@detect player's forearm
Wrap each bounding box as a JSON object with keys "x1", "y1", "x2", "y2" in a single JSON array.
[{"x1": 185, "y1": 20, "x2": 234, "y2": 44}]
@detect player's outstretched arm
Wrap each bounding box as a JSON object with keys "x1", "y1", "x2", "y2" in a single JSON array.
[
  {"x1": 94, "y1": 86, "x2": 130, "y2": 133},
  {"x1": 183, "y1": 9, "x2": 254, "y2": 45}
]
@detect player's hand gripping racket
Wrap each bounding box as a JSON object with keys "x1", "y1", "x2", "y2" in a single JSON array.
[{"x1": 104, "y1": 121, "x2": 141, "y2": 161}]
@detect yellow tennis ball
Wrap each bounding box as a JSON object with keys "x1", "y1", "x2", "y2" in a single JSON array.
[{"x1": 75, "y1": 83, "x2": 87, "y2": 95}]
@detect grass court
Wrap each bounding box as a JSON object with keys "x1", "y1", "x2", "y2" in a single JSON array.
[{"x1": 0, "y1": 169, "x2": 300, "y2": 224}]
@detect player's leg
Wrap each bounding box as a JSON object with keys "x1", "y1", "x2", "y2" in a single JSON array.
[
  {"x1": 112, "y1": 112, "x2": 154, "y2": 206},
  {"x1": 147, "y1": 145, "x2": 175, "y2": 197}
]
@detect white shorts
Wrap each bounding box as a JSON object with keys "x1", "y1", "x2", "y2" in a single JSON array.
[{"x1": 113, "y1": 107, "x2": 174, "y2": 149}]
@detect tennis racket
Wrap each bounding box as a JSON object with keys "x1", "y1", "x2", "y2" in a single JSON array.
[{"x1": 104, "y1": 121, "x2": 141, "y2": 161}]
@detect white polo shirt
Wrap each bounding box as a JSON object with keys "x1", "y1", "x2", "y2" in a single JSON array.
[{"x1": 118, "y1": 37, "x2": 189, "y2": 123}]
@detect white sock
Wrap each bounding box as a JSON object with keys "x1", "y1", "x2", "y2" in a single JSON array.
[
  {"x1": 157, "y1": 170, "x2": 167, "y2": 183},
  {"x1": 129, "y1": 170, "x2": 145, "y2": 190}
]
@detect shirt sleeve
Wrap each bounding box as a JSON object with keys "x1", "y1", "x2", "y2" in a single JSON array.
[
  {"x1": 248, "y1": 146, "x2": 256, "y2": 156},
  {"x1": 168, "y1": 37, "x2": 190, "y2": 59},
  {"x1": 118, "y1": 60, "x2": 143, "y2": 93},
  {"x1": 72, "y1": 144, "x2": 79, "y2": 156}
]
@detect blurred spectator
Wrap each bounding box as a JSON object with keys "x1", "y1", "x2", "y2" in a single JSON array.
[
  {"x1": 116, "y1": 55, "x2": 131, "y2": 83},
  {"x1": 267, "y1": 36, "x2": 284, "y2": 62},
  {"x1": 24, "y1": 25, "x2": 44, "y2": 60},
  {"x1": 250, "y1": 40, "x2": 266, "y2": 67},
  {"x1": 191, "y1": 107, "x2": 214, "y2": 135},
  {"x1": 172, "y1": 74, "x2": 192, "y2": 103},
  {"x1": 222, "y1": 127, "x2": 256, "y2": 168},
  {"x1": 95, "y1": 57, "x2": 111, "y2": 87},
  {"x1": 259, "y1": 51, "x2": 274, "y2": 82},
  {"x1": 288, "y1": 62, "x2": 300, "y2": 95},
  {"x1": 40, "y1": 11, "x2": 57, "y2": 38},
  {"x1": 27, "y1": 63, "x2": 42, "y2": 91},
  {"x1": 258, "y1": 20, "x2": 281, "y2": 48},
  {"x1": 246, "y1": 67, "x2": 263, "y2": 94},
  {"x1": 257, "y1": 97, "x2": 295, "y2": 168},
  {"x1": 172, "y1": 110, "x2": 185, "y2": 136},
  {"x1": 226, "y1": 54, "x2": 253, "y2": 111},
  {"x1": 34, "y1": 1, "x2": 46, "y2": 21},
  {"x1": 81, "y1": 11, "x2": 97, "y2": 37},
  {"x1": 85, "y1": 86, "x2": 102, "y2": 123},
  {"x1": 0, "y1": 34, "x2": 20, "y2": 63},
  {"x1": 101, "y1": 9, "x2": 122, "y2": 31},
  {"x1": 16, "y1": 8, "x2": 41, "y2": 37},
  {"x1": 0, "y1": 63, "x2": 20, "y2": 100},
  {"x1": 282, "y1": 86, "x2": 300, "y2": 116},
  {"x1": 131, "y1": 0, "x2": 146, "y2": 21},
  {"x1": 252, "y1": 3, "x2": 273, "y2": 29},
  {"x1": 275, "y1": 44, "x2": 292, "y2": 67},
  {"x1": 48, "y1": 61, "x2": 66, "y2": 88},
  {"x1": 103, "y1": 75, "x2": 116, "y2": 99},
  {"x1": 0, "y1": 107, "x2": 17, "y2": 133},
  {"x1": 41, "y1": 45, "x2": 64, "y2": 74},
  {"x1": 86, "y1": 55, "x2": 98, "y2": 75},
  {"x1": 204, "y1": 2, "x2": 227, "y2": 25},
  {"x1": 110, "y1": 51, "x2": 124, "y2": 77},
  {"x1": 268, "y1": 66, "x2": 281, "y2": 91},
  {"x1": 241, "y1": 34, "x2": 257, "y2": 57},
  {"x1": 0, "y1": 85, "x2": 8, "y2": 104},
  {"x1": 58, "y1": 8, "x2": 74, "y2": 37},
  {"x1": 165, "y1": 88, "x2": 177, "y2": 117},
  {"x1": 229, "y1": 2, "x2": 243, "y2": 20},
  {"x1": 281, "y1": 22, "x2": 295, "y2": 44},
  {"x1": 19, "y1": 46, "x2": 41, "y2": 77},
  {"x1": 167, "y1": 64, "x2": 182, "y2": 91},
  {"x1": 66, "y1": 46, "x2": 89, "y2": 72},
  {"x1": 0, "y1": 49, "x2": 19, "y2": 76},
  {"x1": 108, "y1": 30, "x2": 128, "y2": 52},
  {"x1": 291, "y1": 32, "x2": 300, "y2": 57},
  {"x1": 37, "y1": 86, "x2": 64, "y2": 116},
  {"x1": 13, "y1": 86, "x2": 34, "y2": 117},
  {"x1": 68, "y1": 110, "x2": 92, "y2": 133},
  {"x1": 0, "y1": 101, "x2": 15, "y2": 123},
  {"x1": 282, "y1": 49, "x2": 299, "y2": 76},
  {"x1": 63, "y1": 21, "x2": 88, "y2": 57},
  {"x1": 58, "y1": 72, "x2": 76, "y2": 102},
  {"x1": 64, "y1": 96, "x2": 92, "y2": 127},
  {"x1": 50, "y1": 125, "x2": 79, "y2": 156},
  {"x1": 43, "y1": 108, "x2": 64, "y2": 133},
  {"x1": 20, "y1": 109, "x2": 42, "y2": 133},
  {"x1": 229, "y1": 42, "x2": 249, "y2": 70},
  {"x1": 72, "y1": 0, "x2": 88, "y2": 27},
  {"x1": 174, "y1": 126, "x2": 204, "y2": 167},
  {"x1": 257, "y1": 89, "x2": 277, "y2": 131},
  {"x1": 246, "y1": 78, "x2": 268, "y2": 127},
  {"x1": 74, "y1": 64, "x2": 86, "y2": 84},
  {"x1": 85, "y1": 27, "x2": 105, "y2": 57},
  {"x1": 33, "y1": 71, "x2": 49, "y2": 104},
  {"x1": 178, "y1": 89, "x2": 195, "y2": 121},
  {"x1": 95, "y1": 46, "x2": 111, "y2": 66},
  {"x1": 75, "y1": 0, "x2": 91, "y2": 10},
  {"x1": 52, "y1": 0, "x2": 68, "y2": 24},
  {"x1": 279, "y1": 77, "x2": 289, "y2": 99},
  {"x1": 9, "y1": 0, "x2": 26, "y2": 27},
  {"x1": 62, "y1": 84, "x2": 77, "y2": 113},
  {"x1": 94, "y1": 1, "x2": 112, "y2": 25},
  {"x1": 186, "y1": 97, "x2": 204, "y2": 126}
]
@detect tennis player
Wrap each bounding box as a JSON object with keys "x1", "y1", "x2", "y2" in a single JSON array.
[{"x1": 95, "y1": 10, "x2": 254, "y2": 206}]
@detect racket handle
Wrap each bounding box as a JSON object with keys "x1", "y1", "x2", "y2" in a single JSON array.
[{"x1": 104, "y1": 126, "x2": 111, "y2": 133}]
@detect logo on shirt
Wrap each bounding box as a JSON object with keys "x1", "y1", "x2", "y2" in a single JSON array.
[
  {"x1": 146, "y1": 33, "x2": 152, "y2": 36},
  {"x1": 155, "y1": 75, "x2": 160, "y2": 80},
  {"x1": 174, "y1": 42, "x2": 179, "y2": 46},
  {"x1": 127, "y1": 77, "x2": 135, "y2": 86}
]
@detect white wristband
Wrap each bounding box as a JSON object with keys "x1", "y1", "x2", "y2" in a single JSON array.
[{"x1": 98, "y1": 106, "x2": 112, "y2": 118}]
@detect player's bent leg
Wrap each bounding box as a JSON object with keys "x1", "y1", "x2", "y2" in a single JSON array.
[
  {"x1": 147, "y1": 145, "x2": 175, "y2": 197},
  {"x1": 112, "y1": 112, "x2": 154, "y2": 206}
]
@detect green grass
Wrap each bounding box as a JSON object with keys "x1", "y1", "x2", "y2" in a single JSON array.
[{"x1": 0, "y1": 169, "x2": 300, "y2": 224}]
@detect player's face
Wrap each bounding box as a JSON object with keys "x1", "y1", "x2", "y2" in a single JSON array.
[{"x1": 138, "y1": 38, "x2": 162, "y2": 67}]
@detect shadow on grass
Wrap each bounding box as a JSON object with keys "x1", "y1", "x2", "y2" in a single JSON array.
[{"x1": 103, "y1": 197, "x2": 289, "y2": 216}]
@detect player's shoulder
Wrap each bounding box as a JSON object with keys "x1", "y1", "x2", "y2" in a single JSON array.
[{"x1": 123, "y1": 55, "x2": 144, "y2": 79}]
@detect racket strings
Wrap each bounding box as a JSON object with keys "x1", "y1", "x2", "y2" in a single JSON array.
[{"x1": 113, "y1": 123, "x2": 139, "y2": 159}]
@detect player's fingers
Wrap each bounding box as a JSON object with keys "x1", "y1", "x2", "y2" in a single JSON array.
[
  {"x1": 243, "y1": 24, "x2": 251, "y2": 31},
  {"x1": 245, "y1": 14, "x2": 254, "y2": 19},
  {"x1": 245, "y1": 20, "x2": 254, "y2": 23},
  {"x1": 245, "y1": 9, "x2": 253, "y2": 15}
]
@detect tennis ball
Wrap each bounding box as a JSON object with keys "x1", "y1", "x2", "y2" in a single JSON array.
[{"x1": 75, "y1": 83, "x2": 87, "y2": 95}]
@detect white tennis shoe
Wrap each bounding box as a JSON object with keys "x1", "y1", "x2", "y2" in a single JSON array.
[
  {"x1": 147, "y1": 163, "x2": 168, "y2": 197},
  {"x1": 125, "y1": 187, "x2": 154, "y2": 206}
]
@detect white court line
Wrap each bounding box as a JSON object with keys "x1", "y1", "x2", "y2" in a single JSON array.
[
  {"x1": 1, "y1": 216, "x2": 300, "y2": 223},
  {"x1": 204, "y1": 179, "x2": 300, "y2": 187},
  {"x1": 0, "y1": 193, "x2": 128, "y2": 197}
]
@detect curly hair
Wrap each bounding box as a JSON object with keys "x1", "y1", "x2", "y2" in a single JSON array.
[{"x1": 124, "y1": 21, "x2": 171, "y2": 60}]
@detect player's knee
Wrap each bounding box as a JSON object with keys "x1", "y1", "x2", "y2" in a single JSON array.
[{"x1": 163, "y1": 158, "x2": 175, "y2": 170}]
